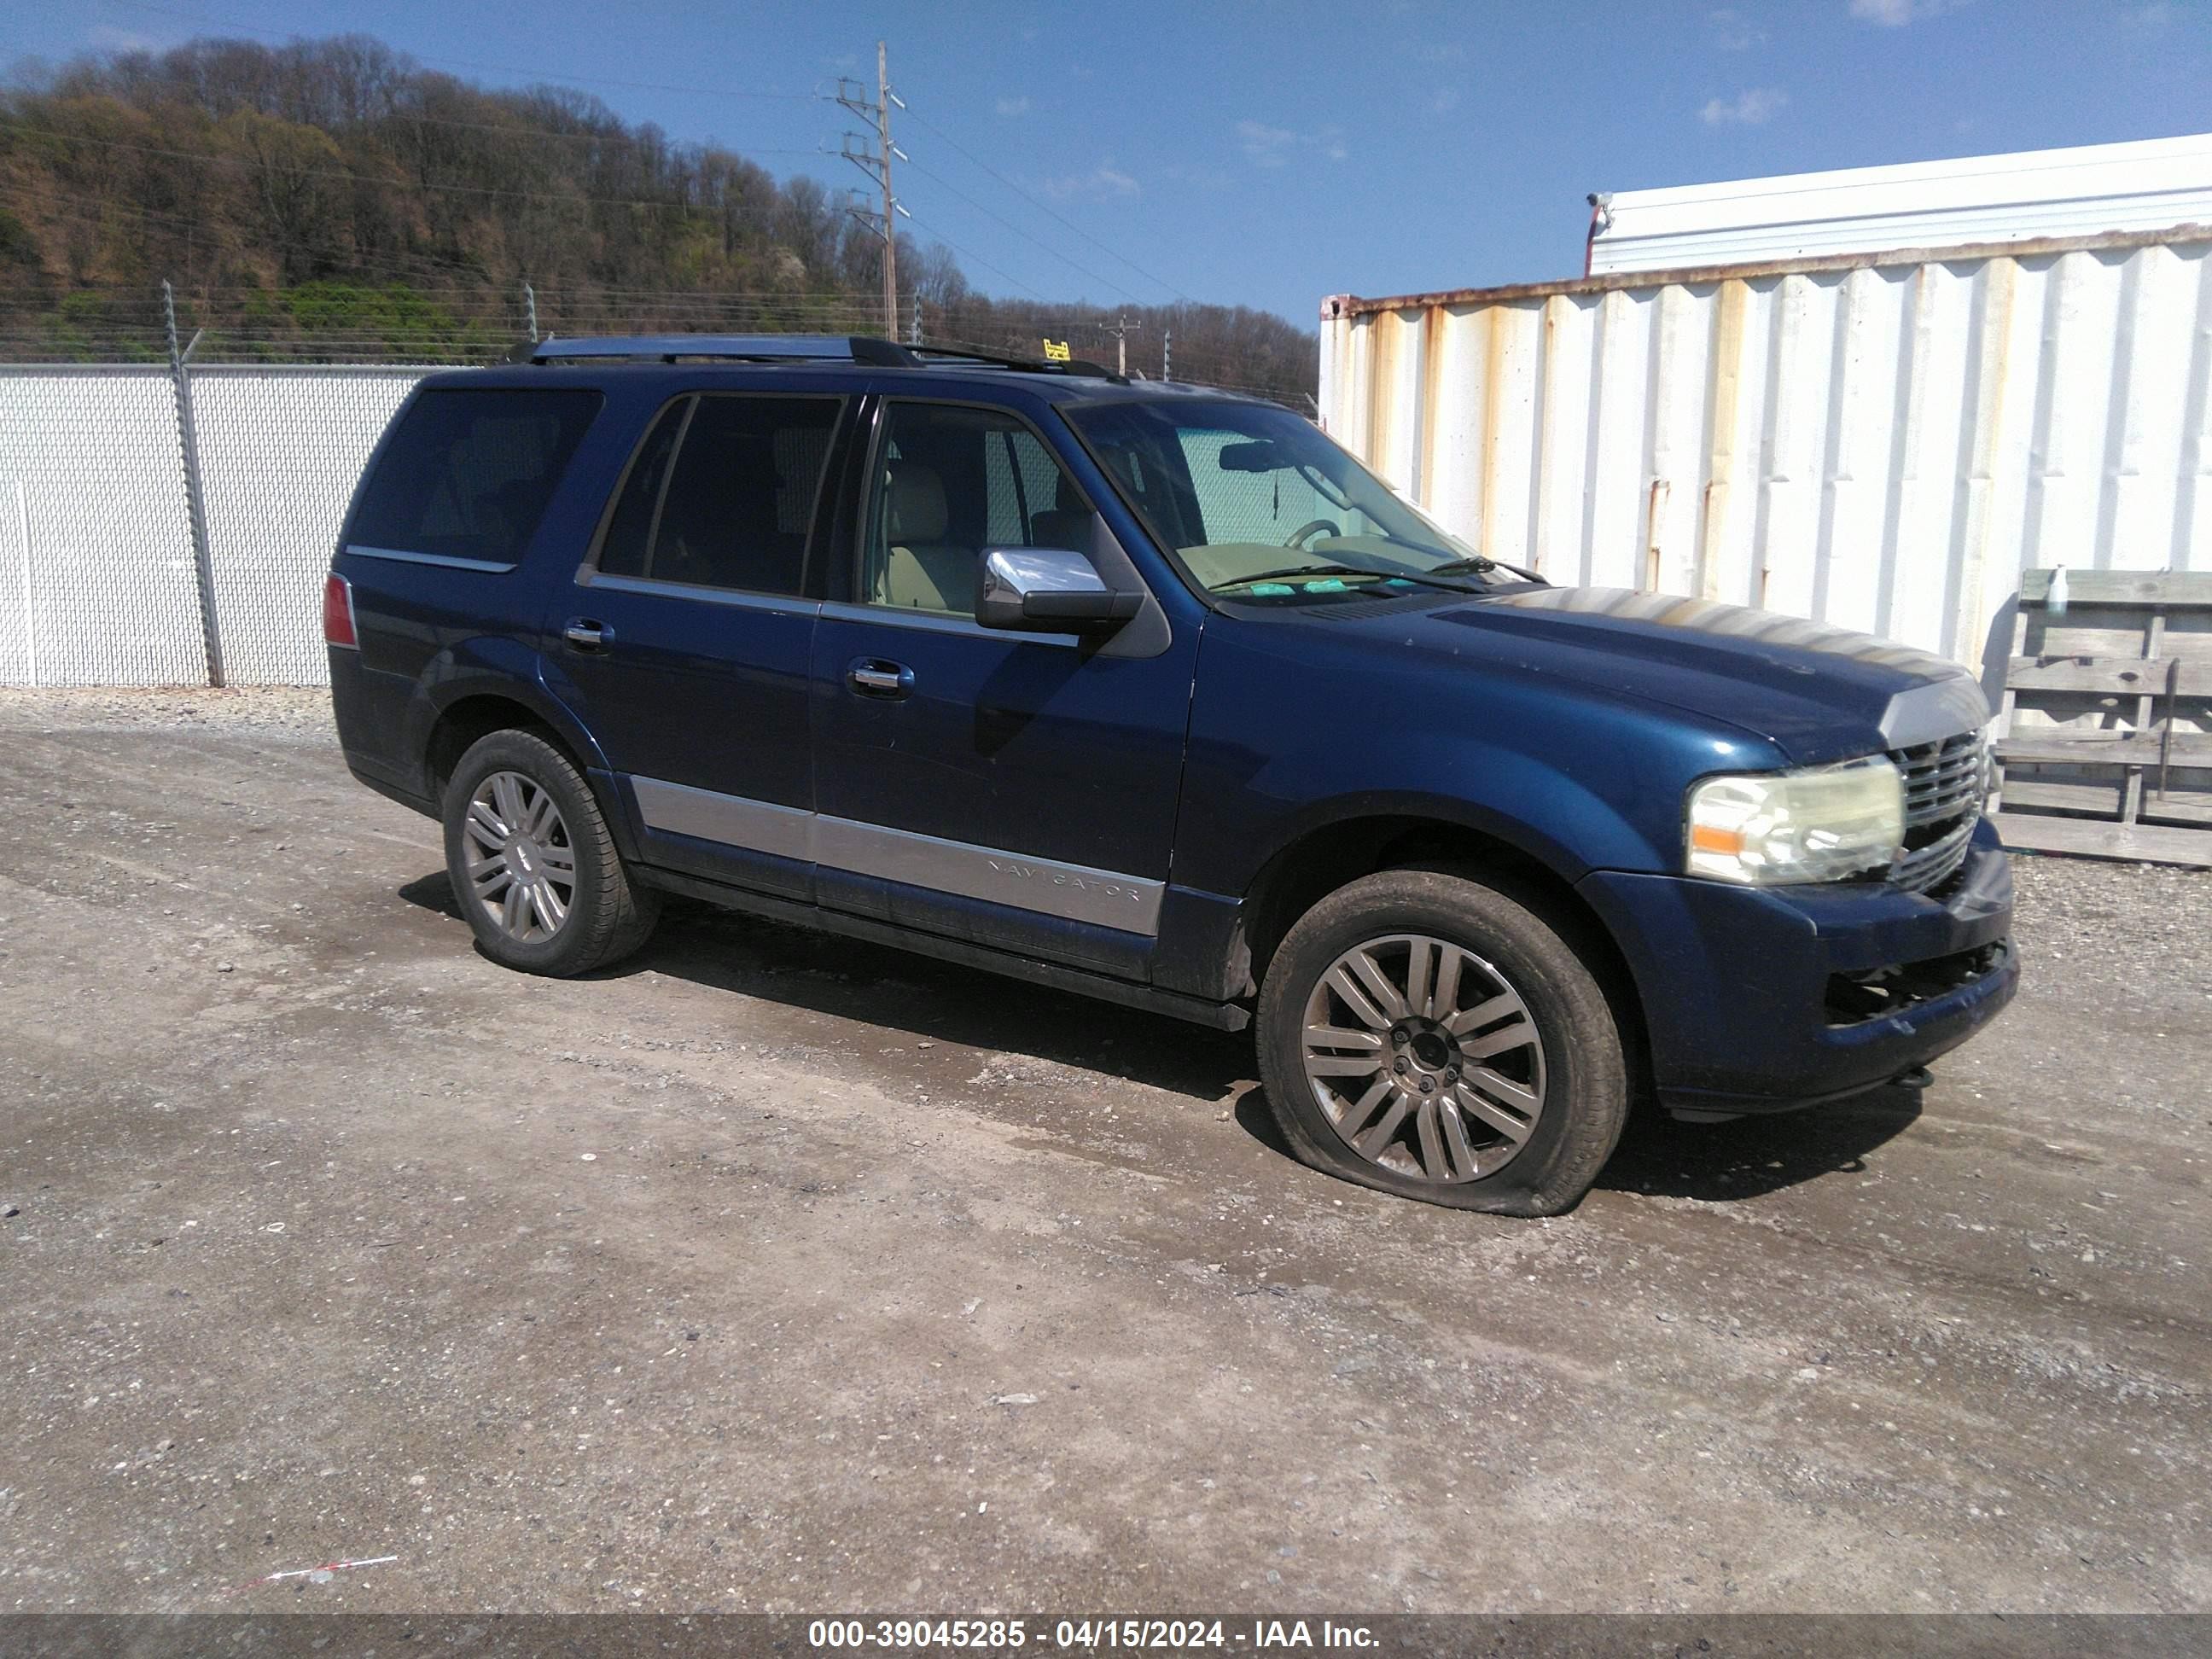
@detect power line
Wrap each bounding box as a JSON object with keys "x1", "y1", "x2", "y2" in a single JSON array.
[
  {"x1": 899, "y1": 106, "x2": 1192, "y2": 303},
  {"x1": 0, "y1": 121, "x2": 813, "y2": 212},
  {"x1": 900, "y1": 154, "x2": 1144, "y2": 307},
  {"x1": 900, "y1": 213, "x2": 1046, "y2": 303},
  {"x1": 62, "y1": 0, "x2": 818, "y2": 102}
]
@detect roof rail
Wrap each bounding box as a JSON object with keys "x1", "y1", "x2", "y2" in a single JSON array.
[
  {"x1": 520, "y1": 333, "x2": 1123, "y2": 380},
  {"x1": 526, "y1": 334, "x2": 921, "y2": 366},
  {"x1": 902, "y1": 343, "x2": 1120, "y2": 381}
]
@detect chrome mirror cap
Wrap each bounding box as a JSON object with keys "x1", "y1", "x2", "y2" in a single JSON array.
[{"x1": 976, "y1": 546, "x2": 1138, "y2": 631}]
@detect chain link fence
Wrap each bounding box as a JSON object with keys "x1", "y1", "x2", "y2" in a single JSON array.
[
  {"x1": 0, "y1": 362, "x2": 426, "y2": 687},
  {"x1": 0, "y1": 278, "x2": 1317, "y2": 688}
]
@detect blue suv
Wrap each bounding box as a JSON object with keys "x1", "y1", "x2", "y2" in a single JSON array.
[{"x1": 326, "y1": 335, "x2": 2017, "y2": 1214}]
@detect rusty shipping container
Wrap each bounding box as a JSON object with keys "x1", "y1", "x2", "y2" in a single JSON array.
[{"x1": 1317, "y1": 226, "x2": 2212, "y2": 690}]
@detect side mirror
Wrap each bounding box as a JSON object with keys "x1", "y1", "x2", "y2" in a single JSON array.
[{"x1": 975, "y1": 546, "x2": 1144, "y2": 632}]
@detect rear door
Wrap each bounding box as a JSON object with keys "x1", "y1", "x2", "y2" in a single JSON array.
[
  {"x1": 806, "y1": 397, "x2": 1201, "y2": 981},
  {"x1": 543, "y1": 390, "x2": 848, "y2": 900}
]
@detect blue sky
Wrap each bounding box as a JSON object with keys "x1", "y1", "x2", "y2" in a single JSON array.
[{"x1": 12, "y1": 0, "x2": 2212, "y2": 326}]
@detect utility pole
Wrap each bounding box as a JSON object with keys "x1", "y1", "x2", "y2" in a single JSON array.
[
  {"x1": 521, "y1": 281, "x2": 538, "y2": 344},
  {"x1": 1101, "y1": 312, "x2": 1143, "y2": 377},
  {"x1": 1161, "y1": 327, "x2": 1171, "y2": 381},
  {"x1": 834, "y1": 43, "x2": 907, "y2": 337}
]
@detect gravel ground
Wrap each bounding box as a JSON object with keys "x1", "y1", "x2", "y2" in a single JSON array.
[{"x1": 0, "y1": 686, "x2": 2206, "y2": 1617}]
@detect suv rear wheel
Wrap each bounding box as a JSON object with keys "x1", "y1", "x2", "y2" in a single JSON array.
[
  {"x1": 1255, "y1": 869, "x2": 1627, "y2": 1215},
  {"x1": 440, "y1": 729, "x2": 660, "y2": 976}
]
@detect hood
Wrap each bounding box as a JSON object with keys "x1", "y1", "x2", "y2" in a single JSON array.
[{"x1": 1353, "y1": 585, "x2": 1988, "y2": 765}]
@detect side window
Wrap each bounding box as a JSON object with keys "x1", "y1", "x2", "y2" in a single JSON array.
[
  {"x1": 352, "y1": 388, "x2": 601, "y2": 566},
  {"x1": 862, "y1": 403, "x2": 1091, "y2": 614},
  {"x1": 596, "y1": 399, "x2": 689, "y2": 579},
  {"x1": 595, "y1": 395, "x2": 841, "y2": 594}
]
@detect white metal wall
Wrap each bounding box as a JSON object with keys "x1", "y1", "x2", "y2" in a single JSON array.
[
  {"x1": 1589, "y1": 132, "x2": 2212, "y2": 276},
  {"x1": 1318, "y1": 234, "x2": 2212, "y2": 689},
  {"x1": 0, "y1": 365, "x2": 424, "y2": 687}
]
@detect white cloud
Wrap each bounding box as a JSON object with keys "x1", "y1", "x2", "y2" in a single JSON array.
[
  {"x1": 89, "y1": 24, "x2": 162, "y2": 52},
  {"x1": 1708, "y1": 7, "x2": 1763, "y2": 49},
  {"x1": 1237, "y1": 119, "x2": 1296, "y2": 166},
  {"x1": 1237, "y1": 119, "x2": 1349, "y2": 166},
  {"x1": 1041, "y1": 160, "x2": 1138, "y2": 201},
  {"x1": 1164, "y1": 161, "x2": 1235, "y2": 192},
  {"x1": 1848, "y1": 0, "x2": 1949, "y2": 25},
  {"x1": 1700, "y1": 86, "x2": 1788, "y2": 125},
  {"x1": 994, "y1": 96, "x2": 1030, "y2": 117}
]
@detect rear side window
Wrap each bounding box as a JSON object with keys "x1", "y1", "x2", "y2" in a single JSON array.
[
  {"x1": 352, "y1": 388, "x2": 601, "y2": 567},
  {"x1": 594, "y1": 394, "x2": 842, "y2": 595}
]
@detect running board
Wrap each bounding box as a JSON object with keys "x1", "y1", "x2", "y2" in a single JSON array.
[{"x1": 636, "y1": 865, "x2": 1251, "y2": 1033}]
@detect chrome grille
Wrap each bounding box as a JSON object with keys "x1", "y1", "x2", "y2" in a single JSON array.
[{"x1": 1886, "y1": 729, "x2": 1988, "y2": 894}]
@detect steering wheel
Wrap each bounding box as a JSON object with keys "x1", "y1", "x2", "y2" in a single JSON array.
[{"x1": 1284, "y1": 518, "x2": 1340, "y2": 549}]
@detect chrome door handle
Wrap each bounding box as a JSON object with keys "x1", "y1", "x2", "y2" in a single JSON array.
[
  {"x1": 563, "y1": 620, "x2": 608, "y2": 650},
  {"x1": 848, "y1": 658, "x2": 913, "y2": 697}
]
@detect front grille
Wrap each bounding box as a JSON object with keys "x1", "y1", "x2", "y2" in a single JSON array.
[
  {"x1": 1886, "y1": 728, "x2": 1988, "y2": 894},
  {"x1": 1825, "y1": 940, "x2": 2008, "y2": 1025}
]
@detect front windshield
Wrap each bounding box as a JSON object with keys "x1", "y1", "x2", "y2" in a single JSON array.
[{"x1": 1065, "y1": 398, "x2": 1489, "y2": 602}]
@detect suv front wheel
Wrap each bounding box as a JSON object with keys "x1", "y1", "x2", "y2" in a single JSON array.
[
  {"x1": 1255, "y1": 869, "x2": 1627, "y2": 1215},
  {"x1": 440, "y1": 729, "x2": 661, "y2": 977}
]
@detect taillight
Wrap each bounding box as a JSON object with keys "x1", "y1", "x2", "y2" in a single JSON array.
[{"x1": 323, "y1": 572, "x2": 358, "y2": 649}]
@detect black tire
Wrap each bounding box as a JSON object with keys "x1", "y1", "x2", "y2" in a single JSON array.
[
  {"x1": 1254, "y1": 868, "x2": 1627, "y2": 1216},
  {"x1": 440, "y1": 728, "x2": 661, "y2": 977}
]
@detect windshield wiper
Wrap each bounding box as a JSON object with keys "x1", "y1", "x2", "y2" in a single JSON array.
[
  {"x1": 1214, "y1": 562, "x2": 1479, "y2": 595},
  {"x1": 1424, "y1": 551, "x2": 1546, "y2": 584}
]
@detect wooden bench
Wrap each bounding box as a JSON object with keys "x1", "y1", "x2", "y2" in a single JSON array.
[{"x1": 1990, "y1": 568, "x2": 2212, "y2": 867}]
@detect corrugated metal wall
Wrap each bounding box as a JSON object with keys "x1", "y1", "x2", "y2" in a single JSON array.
[
  {"x1": 1318, "y1": 233, "x2": 2212, "y2": 690},
  {"x1": 1587, "y1": 133, "x2": 2212, "y2": 276},
  {"x1": 0, "y1": 365, "x2": 424, "y2": 687}
]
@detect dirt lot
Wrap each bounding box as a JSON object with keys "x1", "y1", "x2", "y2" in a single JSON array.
[{"x1": 0, "y1": 686, "x2": 2206, "y2": 1616}]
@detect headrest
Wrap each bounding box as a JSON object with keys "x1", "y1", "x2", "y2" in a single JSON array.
[
  {"x1": 888, "y1": 464, "x2": 948, "y2": 544},
  {"x1": 1056, "y1": 469, "x2": 1086, "y2": 513}
]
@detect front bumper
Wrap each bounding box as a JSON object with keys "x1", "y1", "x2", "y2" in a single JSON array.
[{"x1": 1575, "y1": 818, "x2": 2017, "y2": 1115}]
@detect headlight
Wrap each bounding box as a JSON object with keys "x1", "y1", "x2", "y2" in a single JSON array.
[{"x1": 1685, "y1": 756, "x2": 1903, "y2": 885}]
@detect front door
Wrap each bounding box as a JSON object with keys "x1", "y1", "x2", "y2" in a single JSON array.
[
  {"x1": 808, "y1": 399, "x2": 1200, "y2": 980},
  {"x1": 544, "y1": 391, "x2": 847, "y2": 899}
]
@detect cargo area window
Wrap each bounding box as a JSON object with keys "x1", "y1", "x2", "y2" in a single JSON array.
[
  {"x1": 351, "y1": 388, "x2": 601, "y2": 568},
  {"x1": 594, "y1": 394, "x2": 841, "y2": 596}
]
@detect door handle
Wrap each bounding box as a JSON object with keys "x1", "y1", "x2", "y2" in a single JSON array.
[
  {"x1": 563, "y1": 619, "x2": 609, "y2": 650},
  {"x1": 847, "y1": 657, "x2": 914, "y2": 698}
]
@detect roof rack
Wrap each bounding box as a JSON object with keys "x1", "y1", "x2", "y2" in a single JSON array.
[
  {"x1": 520, "y1": 333, "x2": 1122, "y2": 381},
  {"x1": 524, "y1": 334, "x2": 917, "y2": 366}
]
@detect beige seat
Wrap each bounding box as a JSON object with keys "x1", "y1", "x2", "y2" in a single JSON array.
[
  {"x1": 876, "y1": 464, "x2": 972, "y2": 612},
  {"x1": 1027, "y1": 469, "x2": 1092, "y2": 552}
]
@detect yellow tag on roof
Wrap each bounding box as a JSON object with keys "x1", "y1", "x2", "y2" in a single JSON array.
[{"x1": 1040, "y1": 339, "x2": 1072, "y2": 363}]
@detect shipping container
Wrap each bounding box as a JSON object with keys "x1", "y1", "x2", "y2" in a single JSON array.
[
  {"x1": 1317, "y1": 226, "x2": 2212, "y2": 694},
  {"x1": 1586, "y1": 132, "x2": 2212, "y2": 276}
]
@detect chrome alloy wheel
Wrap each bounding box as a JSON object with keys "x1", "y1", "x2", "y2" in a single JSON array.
[
  {"x1": 463, "y1": 771, "x2": 577, "y2": 944},
  {"x1": 1301, "y1": 934, "x2": 1547, "y2": 1184}
]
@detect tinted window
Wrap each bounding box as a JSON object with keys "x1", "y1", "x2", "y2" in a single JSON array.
[
  {"x1": 352, "y1": 388, "x2": 601, "y2": 566},
  {"x1": 864, "y1": 403, "x2": 1090, "y2": 614},
  {"x1": 599, "y1": 395, "x2": 840, "y2": 594},
  {"x1": 595, "y1": 399, "x2": 688, "y2": 580}
]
